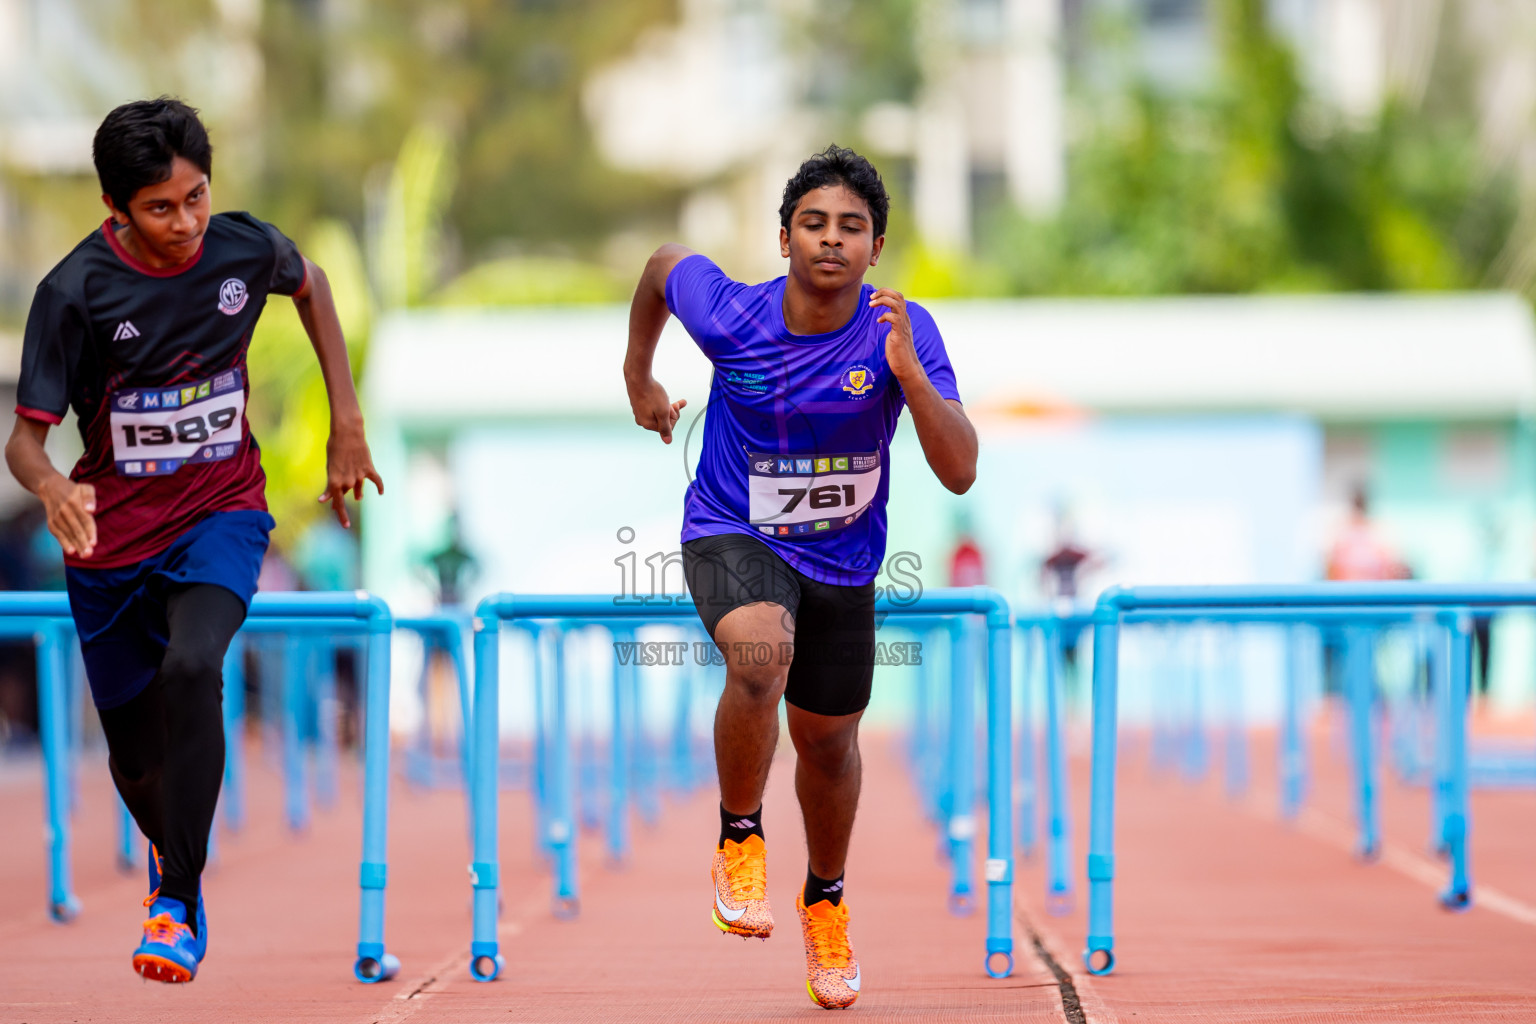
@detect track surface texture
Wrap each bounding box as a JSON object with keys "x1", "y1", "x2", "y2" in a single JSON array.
[{"x1": 0, "y1": 711, "x2": 1532, "y2": 1022}]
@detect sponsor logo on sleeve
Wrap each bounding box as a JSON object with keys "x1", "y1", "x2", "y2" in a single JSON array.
[{"x1": 218, "y1": 278, "x2": 249, "y2": 316}]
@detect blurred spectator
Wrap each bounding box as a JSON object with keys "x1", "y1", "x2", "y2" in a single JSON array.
[
  {"x1": 427, "y1": 513, "x2": 477, "y2": 608},
  {"x1": 1040, "y1": 505, "x2": 1100, "y2": 603},
  {"x1": 1326, "y1": 486, "x2": 1407, "y2": 581},
  {"x1": 1323, "y1": 485, "x2": 1408, "y2": 696},
  {"x1": 1039, "y1": 504, "x2": 1103, "y2": 699},
  {"x1": 947, "y1": 511, "x2": 986, "y2": 587},
  {"x1": 294, "y1": 518, "x2": 360, "y2": 592}
]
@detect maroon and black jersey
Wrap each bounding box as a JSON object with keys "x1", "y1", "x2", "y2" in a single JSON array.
[{"x1": 17, "y1": 212, "x2": 307, "y2": 569}]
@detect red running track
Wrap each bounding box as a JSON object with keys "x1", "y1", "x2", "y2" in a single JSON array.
[{"x1": 1, "y1": 718, "x2": 1533, "y2": 1022}]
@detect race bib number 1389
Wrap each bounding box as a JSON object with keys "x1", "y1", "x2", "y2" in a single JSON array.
[{"x1": 109, "y1": 370, "x2": 246, "y2": 477}]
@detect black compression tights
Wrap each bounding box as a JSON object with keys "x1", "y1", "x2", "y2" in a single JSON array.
[{"x1": 97, "y1": 584, "x2": 246, "y2": 925}]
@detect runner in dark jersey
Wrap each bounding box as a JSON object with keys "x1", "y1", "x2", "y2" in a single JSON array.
[
  {"x1": 624, "y1": 146, "x2": 977, "y2": 1009},
  {"x1": 4, "y1": 98, "x2": 382, "y2": 983}
]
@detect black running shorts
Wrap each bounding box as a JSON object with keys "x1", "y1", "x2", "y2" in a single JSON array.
[{"x1": 682, "y1": 532, "x2": 876, "y2": 717}]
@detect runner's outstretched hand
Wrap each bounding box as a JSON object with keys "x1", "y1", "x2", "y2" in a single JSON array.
[
  {"x1": 318, "y1": 424, "x2": 384, "y2": 529},
  {"x1": 628, "y1": 376, "x2": 687, "y2": 444},
  {"x1": 870, "y1": 288, "x2": 922, "y2": 383},
  {"x1": 41, "y1": 478, "x2": 96, "y2": 559}
]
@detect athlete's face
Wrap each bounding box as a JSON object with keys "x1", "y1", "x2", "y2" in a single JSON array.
[
  {"x1": 780, "y1": 184, "x2": 884, "y2": 291},
  {"x1": 102, "y1": 156, "x2": 211, "y2": 267}
]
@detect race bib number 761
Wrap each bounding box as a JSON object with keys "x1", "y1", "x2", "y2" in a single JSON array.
[
  {"x1": 747, "y1": 449, "x2": 881, "y2": 539},
  {"x1": 109, "y1": 370, "x2": 246, "y2": 477}
]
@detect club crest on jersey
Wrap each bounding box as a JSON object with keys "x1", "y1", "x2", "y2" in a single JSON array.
[
  {"x1": 841, "y1": 364, "x2": 874, "y2": 399},
  {"x1": 218, "y1": 278, "x2": 249, "y2": 316}
]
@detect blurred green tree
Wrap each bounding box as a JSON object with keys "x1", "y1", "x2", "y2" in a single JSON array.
[{"x1": 952, "y1": 0, "x2": 1520, "y2": 299}]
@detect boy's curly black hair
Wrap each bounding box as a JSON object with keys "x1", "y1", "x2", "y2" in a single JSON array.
[{"x1": 779, "y1": 145, "x2": 889, "y2": 239}]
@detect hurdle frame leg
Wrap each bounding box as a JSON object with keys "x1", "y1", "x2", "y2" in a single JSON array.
[
  {"x1": 468, "y1": 614, "x2": 504, "y2": 981},
  {"x1": 1344, "y1": 625, "x2": 1380, "y2": 860},
  {"x1": 1280, "y1": 625, "x2": 1306, "y2": 819},
  {"x1": 550, "y1": 628, "x2": 579, "y2": 914},
  {"x1": 945, "y1": 617, "x2": 977, "y2": 914},
  {"x1": 1084, "y1": 603, "x2": 1120, "y2": 976},
  {"x1": 1044, "y1": 618, "x2": 1074, "y2": 913},
  {"x1": 354, "y1": 622, "x2": 398, "y2": 983},
  {"x1": 1017, "y1": 625, "x2": 1037, "y2": 861},
  {"x1": 38, "y1": 622, "x2": 79, "y2": 922},
  {"x1": 608, "y1": 625, "x2": 633, "y2": 865},
  {"x1": 1439, "y1": 609, "x2": 1473, "y2": 909},
  {"x1": 983, "y1": 604, "x2": 1014, "y2": 978}
]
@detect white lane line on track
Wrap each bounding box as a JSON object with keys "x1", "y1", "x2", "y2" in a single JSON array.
[
  {"x1": 1018, "y1": 905, "x2": 1121, "y2": 1024},
  {"x1": 1243, "y1": 798, "x2": 1536, "y2": 929},
  {"x1": 367, "y1": 884, "x2": 544, "y2": 1024}
]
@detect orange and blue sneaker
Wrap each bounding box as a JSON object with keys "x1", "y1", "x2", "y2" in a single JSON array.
[
  {"x1": 710, "y1": 834, "x2": 773, "y2": 938},
  {"x1": 797, "y1": 890, "x2": 861, "y2": 1009},
  {"x1": 133, "y1": 844, "x2": 208, "y2": 983},
  {"x1": 133, "y1": 895, "x2": 206, "y2": 982}
]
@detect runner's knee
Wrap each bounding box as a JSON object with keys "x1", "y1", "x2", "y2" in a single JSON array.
[
  {"x1": 727, "y1": 657, "x2": 789, "y2": 703},
  {"x1": 790, "y1": 718, "x2": 860, "y2": 773},
  {"x1": 156, "y1": 644, "x2": 223, "y2": 706}
]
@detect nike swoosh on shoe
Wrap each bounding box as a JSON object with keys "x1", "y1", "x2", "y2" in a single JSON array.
[{"x1": 716, "y1": 895, "x2": 747, "y2": 922}]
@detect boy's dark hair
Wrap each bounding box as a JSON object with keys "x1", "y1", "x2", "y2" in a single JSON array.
[
  {"x1": 779, "y1": 145, "x2": 889, "y2": 239},
  {"x1": 93, "y1": 97, "x2": 214, "y2": 212}
]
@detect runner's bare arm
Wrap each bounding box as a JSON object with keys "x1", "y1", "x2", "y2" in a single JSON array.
[
  {"x1": 869, "y1": 288, "x2": 977, "y2": 494},
  {"x1": 624, "y1": 244, "x2": 694, "y2": 445},
  {"x1": 5, "y1": 417, "x2": 98, "y2": 558},
  {"x1": 292, "y1": 257, "x2": 384, "y2": 529}
]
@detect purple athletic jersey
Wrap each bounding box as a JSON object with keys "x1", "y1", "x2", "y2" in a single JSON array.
[{"x1": 666, "y1": 255, "x2": 961, "y2": 585}]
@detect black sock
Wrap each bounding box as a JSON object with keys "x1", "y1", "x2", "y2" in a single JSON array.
[
  {"x1": 719, "y1": 804, "x2": 764, "y2": 848},
  {"x1": 804, "y1": 867, "x2": 844, "y2": 907}
]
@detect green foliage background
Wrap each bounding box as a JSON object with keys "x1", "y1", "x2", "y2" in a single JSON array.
[{"x1": 2, "y1": 0, "x2": 1529, "y2": 543}]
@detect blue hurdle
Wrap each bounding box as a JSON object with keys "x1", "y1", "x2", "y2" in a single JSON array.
[
  {"x1": 9, "y1": 592, "x2": 400, "y2": 984},
  {"x1": 466, "y1": 588, "x2": 1015, "y2": 983},
  {"x1": 1014, "y1": 608, "x2": 1095, "y2": 915},
  {"x1": 892, "y1": 614, "x2": 984, "y2": 913},
  {"x1": 1082, "y1": 582, "x2": 1509, "y2": 977},
  {"x1": 398, "y1": 613, "x2": 474, "y2": 792}
]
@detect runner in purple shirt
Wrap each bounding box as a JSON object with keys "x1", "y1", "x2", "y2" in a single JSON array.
[{"x1": 624, "y1": 146, "x2": 977, "y2": 1009}]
